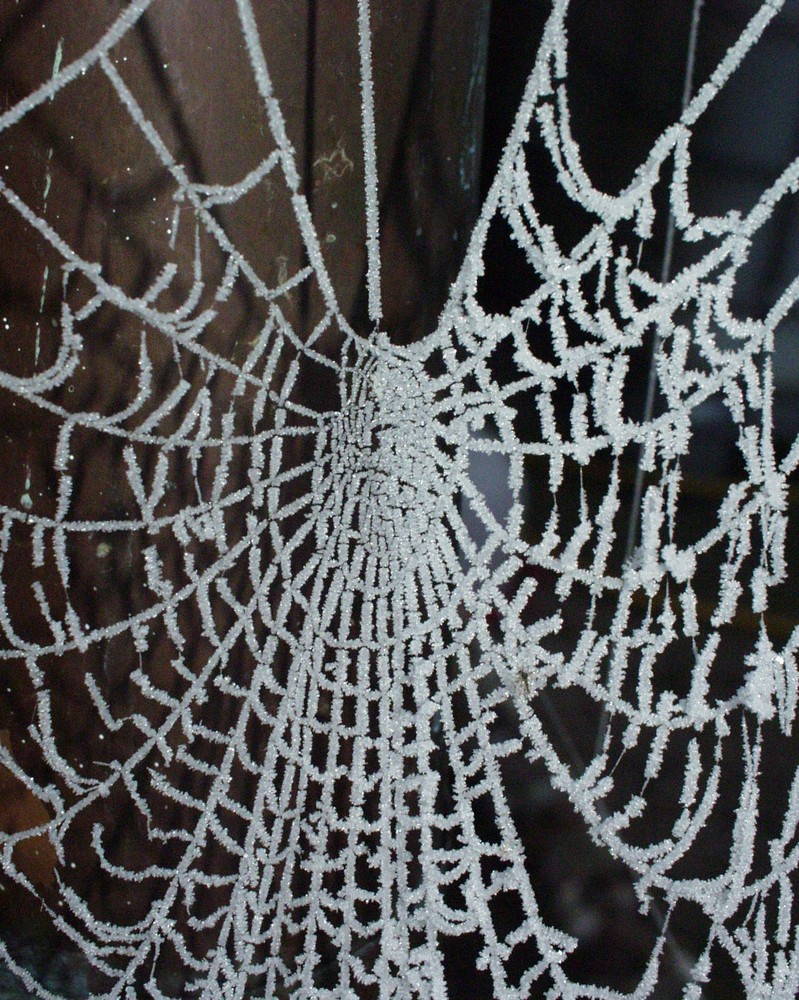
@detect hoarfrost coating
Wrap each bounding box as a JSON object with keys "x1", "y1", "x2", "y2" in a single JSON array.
[{"x1": 0, "y1": 0, "x2": 798, "y2": 997}]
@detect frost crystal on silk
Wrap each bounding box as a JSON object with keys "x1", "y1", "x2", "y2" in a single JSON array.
[{"x1": 1, "y1": 1, "x2": 799, "y2": 997}]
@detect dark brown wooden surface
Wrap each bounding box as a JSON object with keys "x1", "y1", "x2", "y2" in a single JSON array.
[{"x1": 0, "y1": 1, "x2": 490, "y2": 992}]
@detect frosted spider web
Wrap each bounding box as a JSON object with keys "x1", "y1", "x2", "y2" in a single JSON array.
[{"x1": 0, "y1": 0, "x2": 799, "y2": 996}]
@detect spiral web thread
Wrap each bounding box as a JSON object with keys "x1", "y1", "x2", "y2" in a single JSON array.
[{"x1": 0, "y1": 0, "x2": 799, "y2": 996}]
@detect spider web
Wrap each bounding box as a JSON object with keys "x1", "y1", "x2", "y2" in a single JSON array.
[{"x1": 1, "y1": 0, "x2": 799, "y2": 997}]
